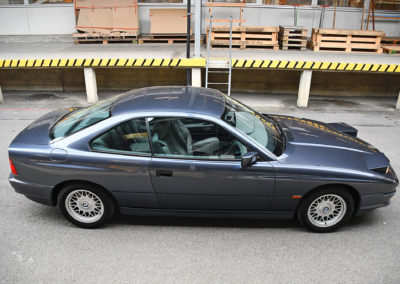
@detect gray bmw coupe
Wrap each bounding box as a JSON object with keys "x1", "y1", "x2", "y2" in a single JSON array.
[{"x1": 9, "y1": 86, "x2": 398, "y2": 232}]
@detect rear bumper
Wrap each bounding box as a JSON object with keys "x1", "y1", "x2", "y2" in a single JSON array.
[
  {"x1": 9, "y1": 174, "x2": 54, "y2": 206},
  {"x1": 356, "y1": 190, "x2": 396, "y2": 216}
]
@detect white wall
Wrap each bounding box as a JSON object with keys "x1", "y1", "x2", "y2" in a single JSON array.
[{"x1": 0, "y1": 4, "x2": 399, "y2": 37}]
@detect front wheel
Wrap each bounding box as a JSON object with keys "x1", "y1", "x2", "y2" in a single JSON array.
[
  {"x1": 297, "y1": 188, "x2": 355, "y2": 233},
  {"x1": 58, "y1": 184, "x2": 115, "y2": 229}
]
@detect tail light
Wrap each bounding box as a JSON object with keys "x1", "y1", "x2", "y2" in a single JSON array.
[{"x1": 9, "y1": 158, "x2": 18, "y2": 175}]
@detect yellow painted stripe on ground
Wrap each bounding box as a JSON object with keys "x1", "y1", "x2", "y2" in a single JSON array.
[
  {"x1": 169, "y1": 59, "x2": 180, "y2": 67},
  {"x1": 244, "y1": 60, "x2": 253, "y2": 68},
  {"x1": 179, "y1": 58, "x2": 206, "y2": 67},
  {"x1": 312, "y1": 62, "x2": 322, "y2": 69},
  {"x1": 0, "y1": 59, "x2": 4, "y2": 67},
  {"x1": 320, "y1": 62, "x2": 330, "y2": 70},
  {"x1": 67, "y1": 59, "x2": 75, "y2": 67},
  {"x1": 303, "y1": 61, "x2": 313, "y2": 69},
  {"x1": 83, "y1": 59, "x2": 92, "y2": 67},
  {"x1": 11, "y1": 59, "x2": 18, "y2": 67},
  {"x1": 261, "y1": 60, "x2": 271, "y2": 68},
  {"x1": 354, "y1": 63, "x2": 363, "y2": 71},
  {"x1": 337, "y1": 62, "x2": 347, "y2": 70},
  {"x1": 143, "y1": 59, "x2": 153, "y2": 67},
  {"x1": 107, "y1": 58, "x2": 117, "y2": 67},
  {"x1": 378, "y1": 64, "x2": 388, "y2": 72},
  {"x1": 370, "y1": 64, "x2": 380, "y2": 72},
  {"x1": 345, "y1": 63, "x2": 356, "y2": 71},
  {"x1": 34, "y1": 59, "x2": 43, "y2": 67},
  {"x1": 162, "y1": 58, "x2": 171, "y2": 66},
  {"x1": 386, "y1": 64, "x2": 397, "y2": 72},
  {"x1": 295, "y1": 61, "x2": 304, "y2": 69},
  {"x1": 231, "y1": 59, "x2": 237, "y2": 66},
  {"x1": 269, "y1": 60, "x2": 279, "y2": 68},
  {"x1": 59, "y1": 59, "x2": 68, "y2": 67},
  {"x1": 75, "y1": 58, "x2": 84, "y2": 67},
  {"x1": 362, "y1": 63, "x2": 371, "y2": 71},
  {"x1": 394, "y1": 65, "x2": 400, "y2": 72},
  {"x1": 51, "y1": 59, "x2": 60, "y2": 67},
  {"x1": 134, "y1": 58, "x2": 145, "y2": 66},
  {"x1": 42, "y1": 59, "x2": 51, "y2": 67},
  {"x1": 18, "y1": 59, "x2": 27, "y2": 67},
  {"x1": 116, "y1": 58, "x2": 127, "y2": 67},
  {"x1": 152, "y1": 59, "x2": 162, "y2": 67},
  {"x1": 286, "y1": 61, "x2": 296, "y2": 69},
  {"x1": 4, "y1": 59, "x2": 12, "y2": 67},
  {"x1": 278, "y1": 60, "x2": 288, "y2": 68},
  {"x1": 91, "y1": 58, "x2": 101, "y2": 67},
  {"x1": 26, "y1": 59, "x2": 35, "y2": 67},
  {"x1": 253, "y1": 60, "x2": 263, "y2": 68},
  {"x1": 125, "y1": 58, "x2": 135, "y2": 66},
  {"x1": 329, "y1": 62, "x2": 339, "y2": 70},
  {"x1": 100, "y1": 59, "x2": 109, "y2": 67},
  {"x1": 235, "y1": 59, "x2": 245, "y2": 67}
]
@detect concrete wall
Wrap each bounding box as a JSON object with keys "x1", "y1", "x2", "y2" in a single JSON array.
[
  {"x1": 1, "y1": 68, "x2": 398, "y2": 97},
  {"x1": 0, "y1": 3, "x2": 399, "y2": 36}
]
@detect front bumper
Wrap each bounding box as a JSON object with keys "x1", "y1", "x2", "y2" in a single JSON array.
[
  {"x1": 9, "y1": 174, "x2": 54, "y2": 206},
  {"x1": 356, "y1": 189, "x2": 397, "y2": 216}
]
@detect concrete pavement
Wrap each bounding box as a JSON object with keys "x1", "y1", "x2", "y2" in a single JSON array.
[{"x1": 0, "y1": 91, "x2": 399, "y2": 283}]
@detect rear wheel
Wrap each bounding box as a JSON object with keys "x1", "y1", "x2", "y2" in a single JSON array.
[
  {"x1": 58, "y1": 184, "x2": 115, "y2": 229},
  {"x1": 297, "y1": 188, "x2": 355, "y2": 233}
]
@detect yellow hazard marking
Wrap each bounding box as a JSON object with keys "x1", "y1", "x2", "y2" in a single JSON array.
[
  {"x1": 303, "y1": 61, "x2": 313, "y2": 69},
  {"x1": 345, "y1": 63, "x2": 355, "y2": 71},
  {"x1": 143, "y1": 59, "x2": 152, "y2": 67},
  {"x1": 67, "y1": 59, "x2": 75, "y2": 67},
  {"x1": 320, "y1": 62, "x2": 330, "y2": 70},
  {"x1": 4, "y1": 59, "x2": 11, "y2": 67},
  {"x1": 100, "y1": 59, "x2": 109, "y2": 67},
  {"x1": 51, "y1": 59, "x2": 59, "y2": 67},
  {"x1": 253, "y1": 60, "x2": 263, "y2": 68},
  {"x1": 26, "y1": 59, "x2": 35, "y2": 67},
  {"x1": 34, "y1": 59, "x2": 43, "y2": 67},
  {"x1": 395, "y1": 65, "x2": 400, "y2": 72},
  {"x1": 312, "y1": 62, "x2": 322, "y2": 69},
  {"x1": 0, "y1": 59, "x2": 4, "y2": 67},
  {"x1": 11, "y1": 60, "x2": 18, "y2": 67},
  {"x1": 295, "y1": 61, "x2": 304, "y2": 69},
  {"x1": 278, "y1": 60, "x2": 288, "y2": 68},
  {"x1": 362, "y1": 63, "x2": 371, "y2": 71},
  {"x1": 170, "y1": 59, "x2": 180, "y2": 67},
  {"x1": 83, "y1": 59, "x2": 92, "y2": 67},
  {"x1": 329, "y1": 62, "x2": 339, "y2": 70},
  {"x1": 107, "y1": 58, "x2": 117, "y2": 66},
  {"x1": 287, "y1": 61, "x2": 296, "y2": 69},
  {"x1": 244, "y1": 60, "x2": 253, "y2": 68},
  {"x1": 42, "y1": 59, "x2": 51, "y2": 67},
  {"x1": 378, "y1": 64, "x2": 388, "y2": 72},
  {"x1": 354, "y1": 63, "x2": 363, "y2": 71},
  {"x1": 261, "y1": 60, "x2": 271, "y2": 68},
  {"x1": 18, "y1": 59, "x2": 27, "y2": 67},
  {"x1": 75, "y1": 58, "x2": 84, "y2": 67},
  {"x1": 386, "y1": 64, "x2": 396, "y2": 72},
  {"x1": 162, "y1": 58, "x2": 171, "y2": 66},
  {"x1": 91, "y1": 58, "x2": 101, "y2": 67},
  {"x1": 152, "y1": 59, "x2": 162, "y2": 67},
  {"x1": 134, "y1": 58, "x2": 145, "y2": 67},
  {"x1": 59, "y1": 59, "x2": 68, "y2": 67},
  {"x1": 370, "y1": 64, "x2": 380, "y2": 72},
  {"x1": 269, "y1": 60, "x2": 279, "y2": 68},
  {"x1": 235, "y1": 59, "x2": 245, "y2": 67},
  {"x1": 125, "y1": 58, "x2": 135, "y2": 66},
  {"x1": 337, "y1": 62, "x2": 347, "y2": 70}
]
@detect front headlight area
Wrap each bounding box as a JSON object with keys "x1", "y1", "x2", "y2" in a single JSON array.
[{"x1": 371, "y1": 165, "x2": 399, "y2": 184}]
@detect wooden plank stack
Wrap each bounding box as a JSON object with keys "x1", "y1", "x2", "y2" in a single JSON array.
[
  {"x1": 381, "y1": 37, "x2": 400, "y2": 46},
  {"x1": 310, "y1": 28, "x2": 385, "y2": 53},
  {"x1": 73, "y1": 32, "x2": 138, "y2": 44},
  {"x1": 279, "y1": 26, "x2": 307, "y2": 51},
  {"x1": 206, "y1": 26, "x2": 279, "y2": 50},
  {"x1": 383, "y1": 46, "x2": 400, "y2": 55},
  {"x1": 138, "y1": 34, "x2": 202, "y2": 44}
]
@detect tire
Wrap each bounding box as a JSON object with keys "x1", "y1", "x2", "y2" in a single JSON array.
[
  {"x1": 297, "y1": 187, "x2": 355, "y2": 233},
  {"x1": 58, "y1": 183, "x2": 115, "y2": 229}
]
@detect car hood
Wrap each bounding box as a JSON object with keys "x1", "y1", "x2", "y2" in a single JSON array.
[
  {"x1": 272, "y1": 115, "x2": 389, "y2": 170},
  {"x1": 10, "y1": 107, "x2": 80, "y2": 145}
]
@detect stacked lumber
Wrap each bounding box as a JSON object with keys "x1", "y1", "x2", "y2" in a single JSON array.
[
  {"x1": 206, "y1": 26, "x2": 279, "y2": 50},
  {"x1": 139, "y1": 35, "x2": 203, "y2": 44},
  {"x1": 310, "y1": 28, "x2": 385, "y2": 53},
  {"x1": 279, "y1": 26, "x2": 307, "y2": 51},
  {"x1": 383, "y1": 45, "x2": 400, "y2": 55},
  {"x1": 74, "y1": 0, "x2": 139, "y2": 44},
  {"x1": 381, "y1": 37, "x2": 400, "y2": 46}
]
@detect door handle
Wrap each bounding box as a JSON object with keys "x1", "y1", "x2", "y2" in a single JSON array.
[{"x1": 156, "y1": 170, "x2": 173, "y2": 177}]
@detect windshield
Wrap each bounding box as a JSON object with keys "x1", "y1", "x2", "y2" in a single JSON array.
[
  {"x1": 222, "y1": 95, "x2": 284, "y2": 156},
  {"x1": 51, "y1": 96, "x2": 119, "y2": 139}
]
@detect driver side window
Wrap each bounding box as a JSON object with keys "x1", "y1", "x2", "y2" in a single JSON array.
[{"x1": 148, "y1": 117, "x2": 248, "y2": 160}]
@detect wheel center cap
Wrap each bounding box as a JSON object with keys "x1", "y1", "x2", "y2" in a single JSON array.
[
  {"x1": 82, "y1": 201, "x2": 89, "y2": 208},
  {"x1": 323, "y1": 206, "x2": 330, "y2": 213}
]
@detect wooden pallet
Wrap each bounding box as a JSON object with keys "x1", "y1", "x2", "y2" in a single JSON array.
[
  {"x1": 138, "y1": 34, "x2": 201, "y2": 44},
  {"x1": 310, "y1": 28, "x2": 385, "y2": 53},
  {"x1": 73, "y1": 32, "x2": 138, "y2": 44},
  {"x1": 279, "y1": 26, "x2": 307, "y2": 51},
  {"x1": 207, "y1": 26, "x2": 279, "y2": 50},
  {"x1": 381, "y1": 37, "x2": 400, "y2": 46},
  {"x1": 383, "y1": 45, "x2": 400, "y2": 55}
]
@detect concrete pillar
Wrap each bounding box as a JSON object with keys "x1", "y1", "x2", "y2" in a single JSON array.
[
  {"x1": 396, "y1": 90, "x2": 400, "y2": 110},
  {"x1": 297, "y1": 70, "x2": 313, "y2": 108},
  {"x1": 84, "y1": 68, "x2": 98, "y2": 104},
  {"x1": 0, "y1": 85, "x2": 3, "y2": 104},
  {"x1": 192, "y1": 68, "x2": 202, "y2": 87}
]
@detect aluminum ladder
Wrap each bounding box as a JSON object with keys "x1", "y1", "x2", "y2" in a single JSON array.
[{"x1": 205, "y1": 16, "x2": 233, "y2": 96}]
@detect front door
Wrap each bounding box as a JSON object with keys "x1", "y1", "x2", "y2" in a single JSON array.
[{"x1": 147, "y1": 117, "x2": 275, "y2": 211}]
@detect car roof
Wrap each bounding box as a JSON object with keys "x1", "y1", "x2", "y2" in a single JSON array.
[{"x1": 111, "y1": 86, "x2": 226, "y2": 118}]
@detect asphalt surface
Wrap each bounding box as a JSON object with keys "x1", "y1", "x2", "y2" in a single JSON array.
[{"x1": 1, "y1": 91, "x2": 399, "y2": 283}]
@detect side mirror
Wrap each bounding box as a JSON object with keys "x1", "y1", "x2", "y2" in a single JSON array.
[{"x1": 241, "y1": 152, "x2": 258, "y2": 168}]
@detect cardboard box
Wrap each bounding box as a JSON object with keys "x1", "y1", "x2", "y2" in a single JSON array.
[
  {"x1": 76, "y1": 0, "x2": 139, "y2": 35},
  {"x1": 149, "y1": 9, "x2": 188, "y2": 35}
]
